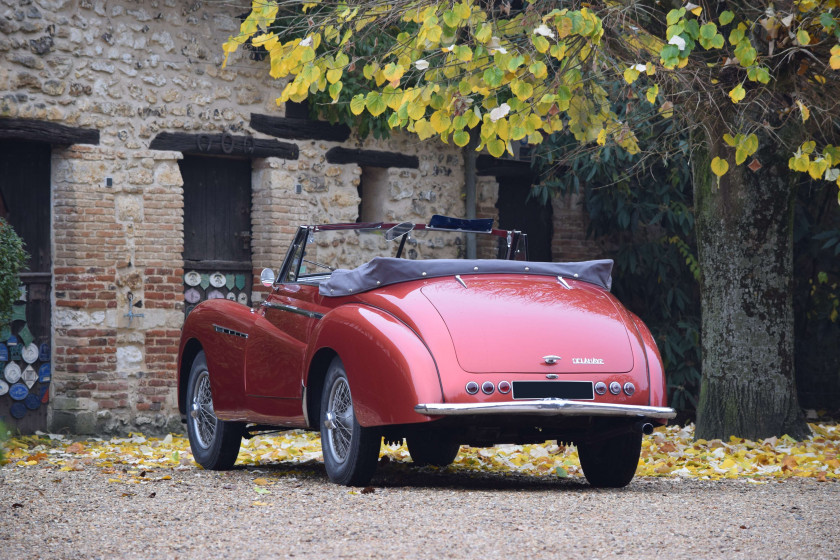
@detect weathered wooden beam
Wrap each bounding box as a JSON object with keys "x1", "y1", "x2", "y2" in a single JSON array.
[
  {"x1": 250, "y1": 113, "x2": 351, "y2": 142},
  {"x1": 149, "y1": 132, "x2": 298, "y2": 160},
  {"x1": 0, "y1": 117, "x2": 99, "y2": 145},
  {"x1": 326, "y1": 147, "x2": 419, "y2": 169},
  {"x1": 476, "y1": 155, "x2": 537, "y2": 180}
]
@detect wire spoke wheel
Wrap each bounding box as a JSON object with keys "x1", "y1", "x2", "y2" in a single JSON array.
[
  {"x1": 319, "y1": 357, "x2": 380, "y2": 486},
  {"x1": 325, "y1": 376, "x2": 354, "y2": 463},
  {"x1": 185, "y1": 350, "x2": 243, "y2": 471},
  {"x1": 190, "y1": 369, "x2": 217, "y2": 450}
]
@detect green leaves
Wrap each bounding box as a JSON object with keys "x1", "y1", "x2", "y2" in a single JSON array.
[
  {"x1": 482, "y1": 66, "x2": 504, "y2": 88},
  {"x1": 736, "y1": 134, "x2": 758, "y2": 165},
  {"x1": 698, "y1": 23, "x2": 724, "y2": 49},
  {"x1": 365, "y1": 92, "x2": 387, "y2": 116},
  {"x1": 666, "y1": 8, "x2": 686, "y2": 26},
  {"x1": 510, "y1": 79, "x2": 534, "y2": 101},
  {"x1": 723, "y1": 132, "x2": 759, "y2": 165},
  {"x1": 660, "y1": 44, "x2": 681, "y2": 68},
  {"x1": 0, "y1": 218, "x2": 28, "y2": 324},
  {"x1": 747, "y1": 66, "x2": 771, "y2": 84},
  {"x1": 224, "y1": 0, "x2": 840, "y2": 195}
]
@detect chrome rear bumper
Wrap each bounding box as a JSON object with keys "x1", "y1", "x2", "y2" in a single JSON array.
[{"x1": 415, "y1": 400, "x2": 676, "y2": 419}]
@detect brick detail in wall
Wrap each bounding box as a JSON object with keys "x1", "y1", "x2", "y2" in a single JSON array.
[
  {"x1": 551, "y1": 192, "x2": 602, "y2": 262},
  {"x1": 51, "y1": 145, "x2": 184, "y2": 434},
  {"x1": 250, "y1": 158, "x2": 312, "y2": 302}
]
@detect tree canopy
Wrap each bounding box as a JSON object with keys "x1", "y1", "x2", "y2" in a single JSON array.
[{"x1": 224, "y1": 0, "x2": 840, "y2": 198}]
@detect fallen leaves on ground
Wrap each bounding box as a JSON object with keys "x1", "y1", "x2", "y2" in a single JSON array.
[{"x1": 1, "y1": 424, "x2": 837, "y2": 483}]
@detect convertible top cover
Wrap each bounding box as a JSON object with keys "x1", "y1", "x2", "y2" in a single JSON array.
[{"x1": 319, "y1": 257, "x2": 614, "y2": 296}]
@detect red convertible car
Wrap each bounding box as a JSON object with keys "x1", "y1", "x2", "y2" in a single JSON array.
[{"x1": 177, "y1": 216, "x2": 675, "y2": 487}]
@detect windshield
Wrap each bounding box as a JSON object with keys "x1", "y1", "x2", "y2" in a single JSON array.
[{"x1": 290, "y1": 225, "x2": 526, "y2": 282}]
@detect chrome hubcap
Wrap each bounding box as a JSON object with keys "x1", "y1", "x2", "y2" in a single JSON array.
[
  {"x1": 190, "y1": 369, "x2": 217, "y2": 449},
  {"x1": 325, "y1": 377, "x2": 354, "y2": 464}
]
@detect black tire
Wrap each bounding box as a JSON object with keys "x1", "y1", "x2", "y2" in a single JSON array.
[
  {"x1": 320, "y1": 357, "x2": 381, "y2": 486},
  {"x1": 185, "y1": 350, "x2": 244, "y2": 470},
  {"x1": 577, "y1": 431, "x2": 642, "y2": 488},
  {"x1": 406, "y1": 432, "x2": 461, "y2": 467}
]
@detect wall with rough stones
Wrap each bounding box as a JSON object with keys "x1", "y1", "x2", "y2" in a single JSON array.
[{"x1": 1, "y1": 0, "x2": 470, "y2": 434}]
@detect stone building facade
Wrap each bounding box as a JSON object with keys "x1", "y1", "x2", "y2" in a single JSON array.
[{"x1": 0, "y1": 0, "x2": 597, "y2": 434}]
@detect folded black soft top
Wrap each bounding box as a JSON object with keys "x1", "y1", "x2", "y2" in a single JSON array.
[{"x1": 319, "y1": 257, "x2": 613, "y2": 296}]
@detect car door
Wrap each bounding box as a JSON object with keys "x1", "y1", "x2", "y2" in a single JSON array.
[{"x1": 242, "y1": 230, "x2": 329, "y2": 396}]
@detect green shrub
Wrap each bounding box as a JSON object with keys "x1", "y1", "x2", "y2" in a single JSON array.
[{"x1": 0, "y1": 217, "x2": 28, "y2": 324}]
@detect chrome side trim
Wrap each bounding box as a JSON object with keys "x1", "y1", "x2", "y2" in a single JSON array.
[
  {"x1": 414, "y1": 400, "x2": 676, "y2": 419},
  {"x1": 262, "y1": 301, "x2": 325, "y2": 320},
  {"x1": 213, "y1": 324, "x2": 249, "y2": 339}
]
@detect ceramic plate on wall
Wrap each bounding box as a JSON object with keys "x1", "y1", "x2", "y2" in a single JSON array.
[
  {"x1": 184, "y1": 271, "x2": 201, "y2": 287},
  {"x1": 22, "y1": 343, "x2": 38, "y2": 364},
  {"x1": 209, "y1": 272, "x2": 226, "y2": 288},
  {"x1": 4, "y1": 362, "x2": 21, "y2": 384}
]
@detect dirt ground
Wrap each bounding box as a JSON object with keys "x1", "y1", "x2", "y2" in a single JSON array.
[{"x1": 1, "y1": 460, "x2": 838, "y2": 560}]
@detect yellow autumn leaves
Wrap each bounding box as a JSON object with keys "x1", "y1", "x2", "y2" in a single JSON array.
[
  {"x1": 3, "y1": 424, "x2": 839, "y2": 483},
  {"x1": 223, "y1": 0, "x2": 639, "y2": 158}
]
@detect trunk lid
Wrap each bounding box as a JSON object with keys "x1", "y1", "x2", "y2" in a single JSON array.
[{"x1": 420, "y1": 276, "x2": 634, "y2": 374}]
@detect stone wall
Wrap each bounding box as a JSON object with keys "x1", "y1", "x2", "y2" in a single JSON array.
[{"x1": 1, "y1": 0, "x2": 470, "y2": 434}]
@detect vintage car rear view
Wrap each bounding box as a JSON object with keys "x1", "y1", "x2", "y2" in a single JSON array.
[{"x1": 177, "y1": 216, "x2": 675, "y2": 487}]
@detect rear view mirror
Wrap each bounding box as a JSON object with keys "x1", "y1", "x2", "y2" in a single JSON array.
[{"x1": 260, "y1": 268, "x2": 275, "y2": 287}]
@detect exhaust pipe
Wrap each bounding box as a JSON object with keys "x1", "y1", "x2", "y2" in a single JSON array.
[{"x1": 634, "y1": 421, "x2": 654, "y2": 435}]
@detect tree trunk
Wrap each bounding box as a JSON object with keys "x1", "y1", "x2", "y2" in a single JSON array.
[{"x1": 693, "y1": 133, "x2": 809, "y2": 441}]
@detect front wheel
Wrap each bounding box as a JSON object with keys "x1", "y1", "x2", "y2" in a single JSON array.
[
  {"x1": 320, "y1": 357, "x2": 381, "y2": 486},
  {"x1": 577, "y1": 431, "x2": 642, "y2": 488},
  {"x1": 185, "y1": 350, "x2": 243, "y2": 470}
]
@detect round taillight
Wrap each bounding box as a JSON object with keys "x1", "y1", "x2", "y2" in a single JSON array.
[
  {"x1": 481, "y1": 381, "x2": 495, "y2": 395},
  {"x1": 465, "y1": 381, "x2": 479, "y2": 395},
  {"x1": 497, "y1": 381, "x2": 511, "y2": 394},
  {"x1": 623, "y1": 382, "x2": 635, "y2": 396},
  {"x1": 594, "y1": 382, "x2": 607, "y2": 395},
  {"x1": 609, "y1": 381, "x2": 621, "y2": 395}
]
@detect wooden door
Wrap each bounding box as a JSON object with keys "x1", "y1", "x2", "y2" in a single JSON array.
[
  {"x1": 0, "y1": 140, "x2": 52, "y2": 432},
  {"x1": 180, "y1": 156, "x2": 253, "y2": 315},
  {"x1": 496, "y1": 176, "x2": 554, "y2": 262}
]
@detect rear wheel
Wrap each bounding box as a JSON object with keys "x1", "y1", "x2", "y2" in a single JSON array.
[
  {"x1": 320, "y1": 357, "x2": 380, "y2": 486},
  {"x1": 577, "y1": 431, "x2": 642, "y2": 488},
  {"x1": 406, "y1": 433, "x2": 461, "y2": 467},
  {"x1": 186, "y1": 351, "x2": 243, "y2": 470}
]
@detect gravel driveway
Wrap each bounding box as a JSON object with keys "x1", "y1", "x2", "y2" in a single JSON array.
[{"x1": 2, "y1": 460, "x2": 838, "y2": 559}]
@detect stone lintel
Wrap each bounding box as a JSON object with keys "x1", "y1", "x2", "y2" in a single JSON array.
[
  {"x1": 250, "y1": 112, "x2": 351, "y2": 142},
  {"x1": 149, "y1": 132, "x2": 299, "y2": 160}
]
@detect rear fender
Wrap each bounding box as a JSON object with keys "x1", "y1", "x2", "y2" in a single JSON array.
[
  {"x1": 628, "y1": 313, "x2": 668, "y2": 415},
  {"x1": 306, "y1": 304, "x2": 442, "y2": 427}
]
